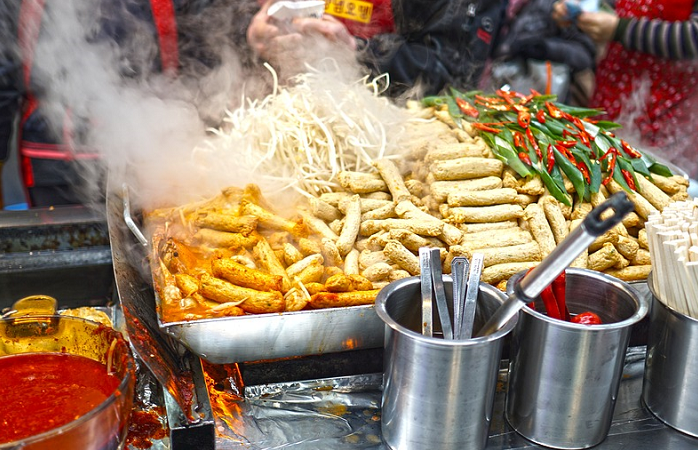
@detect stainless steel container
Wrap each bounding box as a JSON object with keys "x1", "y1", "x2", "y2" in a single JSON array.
[
  {"x1": 505, "y1": 268, "x2": 648, "y2": 449},
  {"x1": 643, "y1": 273, "x2": 698, "y2": 437},
  {"x1": 376, "y1": 276, "x2": 517, "y2": 450}
]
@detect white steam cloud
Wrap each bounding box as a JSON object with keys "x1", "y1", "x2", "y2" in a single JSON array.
[
  {"x1": 18, "y1": 0, "x2": 266, "y2": 211},
  {"x1": 15, "y1": 0, "x2": 388, "y2": 212}
]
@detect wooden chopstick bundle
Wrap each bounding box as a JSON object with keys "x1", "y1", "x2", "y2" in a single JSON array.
[{"x1": 646, "y1": 199, "x2": 698, "y2": 318}]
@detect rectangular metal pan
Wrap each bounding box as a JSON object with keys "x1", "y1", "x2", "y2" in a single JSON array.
[
  {"x1": 110, "y1": 183, "x2": 384, "y2": 364},
  {"x1": 156, "y1": 298, "x2": 384, "y2": 364}
]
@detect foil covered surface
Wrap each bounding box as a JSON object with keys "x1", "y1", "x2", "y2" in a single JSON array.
[
  {"x1": 215, "y1": 374, "x2": 384, "y2": 450},
  {"x1": 122, "y1": 346, "x2": 698, "y2": 449},
  {"x1": 204, "y1": 348, "x2": 698, "y2": 450}
]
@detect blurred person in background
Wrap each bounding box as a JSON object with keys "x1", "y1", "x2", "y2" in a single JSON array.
[
  {"x1": 0, "y1": 0, "x2": 258, "y2": 208},
  {"x1": 553, "y1": 0, "x2": 698, "y2": 180},
  {"x1": 245, "y1": 0, "x2": 509, "y2": 98},
  {"x1": 489, "y1": 0, "x2": 597, "y2": 106}
]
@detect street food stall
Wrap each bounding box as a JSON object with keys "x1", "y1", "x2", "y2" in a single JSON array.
[{"x1": 2, "y1": 74, "x2": 698, "y2": 450}]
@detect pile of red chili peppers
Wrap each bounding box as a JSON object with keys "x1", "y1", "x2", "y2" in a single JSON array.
[
  {"x1": 422, "y1": 88, "x2": 673, "y2": 206},
  {"x1": 527, "y1": 270, "x2": 602, "y2": 325}
]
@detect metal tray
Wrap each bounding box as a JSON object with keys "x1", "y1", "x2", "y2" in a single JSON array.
[
  {"x1": 156, "y1": 300, "x2": 384, "y2": 364},
  {"x1": 111, "y1": 184, "x2": 384, "y2": 364}
]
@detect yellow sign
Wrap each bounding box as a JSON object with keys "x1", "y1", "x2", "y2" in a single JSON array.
[{"x1": 325, "y1": 0, "x2": 373, "y2": 24}]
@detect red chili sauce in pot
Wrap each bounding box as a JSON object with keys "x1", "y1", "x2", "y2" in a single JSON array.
[{"x1": 0, "y1": 353, "x2": 120, "y2": 444}]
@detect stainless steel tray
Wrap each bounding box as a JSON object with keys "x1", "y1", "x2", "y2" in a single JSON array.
[
  {"x1": 156, "y1": 298, "x2": 384, "y2": 364},
  {"x1": 111, "y1": 183, "x2": 384, "y2": 364}
]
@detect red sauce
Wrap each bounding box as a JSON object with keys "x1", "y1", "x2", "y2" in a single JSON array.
[
  {"x1": 126, "y1": 408, "x2": 168, "y2": 449},
  {"x1": 0, "y1": 353, "x2": 120, "y2": 444}
]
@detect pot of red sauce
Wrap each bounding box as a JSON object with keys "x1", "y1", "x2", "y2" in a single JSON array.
[{"x1": 0, "y1": 296, "x2": 136, "y2": 450}]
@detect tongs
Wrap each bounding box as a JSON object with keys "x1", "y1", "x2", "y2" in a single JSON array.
[
  {"x1": 420, "y1": 249, "x2": 485, "y2": 340},
  {"x1": 452, "y1": 253, "x2": 484, "y2": 340},
  {"x1": 477, "y1": 192, "x2": 635, "y2": 337},
  {"x1": 420, "y1": 248, "x2": 453, "y2": 339}
]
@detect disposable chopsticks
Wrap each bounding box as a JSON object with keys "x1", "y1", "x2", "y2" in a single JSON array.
[{"x1": 646, "y1": 199, "x2": 698, "y2": 318}]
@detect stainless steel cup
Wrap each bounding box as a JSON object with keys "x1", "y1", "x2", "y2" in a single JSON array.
[
  {"x1": 376, "y1": 276, "x2": 517, "y2": 450},
  {"x1": 642, "y1": 272, "x2": 698, "y2": 437},
  {"x1": 505, "y1": 268, "x2": 648, "y2": 449}
]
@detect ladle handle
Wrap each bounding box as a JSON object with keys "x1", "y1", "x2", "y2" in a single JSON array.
[{"x1": 476, "y1": 192, "x2": 634, "y2": 337}]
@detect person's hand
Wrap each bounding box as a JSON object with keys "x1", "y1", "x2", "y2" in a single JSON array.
[
  {"x1": 247, "y1": 1, "x2": 300, "y2": 62},
  {"x1": 576, "y1": 11, "x2": 619, "y2": 44},
  {"x1": 247, "y1": 1, "x2": 355, "y2": 63},
  {"x1": 551, "y1": 1, "x2": 572, "y2": 27},
  {"x1": 292, "y1": 14, "x2": 356, "y2": 50}
]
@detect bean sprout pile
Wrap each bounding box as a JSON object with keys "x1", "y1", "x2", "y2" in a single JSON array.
[{"x1": 199, "y1": 63, "x2": 412, "y2": 198}]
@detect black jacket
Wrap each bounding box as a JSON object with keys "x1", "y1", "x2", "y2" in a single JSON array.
[
  {"x1": 0, "y1": 3, "x2": 21, "y2": 164},
  {"x1": 493, "y1": 0, "x2": 596, "y2": 73},
  {"x1": 359, "y1": 0, "x2": 508, "y2": 98}
]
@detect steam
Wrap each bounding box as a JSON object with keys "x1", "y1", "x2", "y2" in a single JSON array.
[
  {"x1": 9, "y1": 0, "x2": 397, "y2": 212},
  {"x1": 15, "y1": 0, "x2": 261, "y2": 211},
  {"x1": 604, "y1": 76, "x2": 698, "y2": 179}
]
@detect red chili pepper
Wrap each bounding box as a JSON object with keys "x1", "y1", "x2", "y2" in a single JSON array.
[
  {"x1": 475, "y1": 100, "x2": 511, "y2": 111},
  {"x1": 525, "y1": 127, "x2": 542, "y2": 159},
  {"x1": 521, "y1": 93, "x2": 537, "y2": 104},
  {"x1": 621, "y1": 169, "x2": 637, "y2": 190},
  {"x1": 535, "y1": 109, "x2": 546, "y2": 123},
  {"x1": 578, "y1": 130, "x2": 592, "y2": 147},
  {"x1": 555, "y1": 144, "x2": 577, "y2": 164},
  {"x1": 513, "y1": 131, "x2": 526, "y2": 149},
  {"x1": 607, "y1": 153, "x2": 617, "y2": 174},
  {"x1": 552, "y1": 272, "x2": 570, "y2": 321},
  {"x1": 620, "y1": 139, "x2": 642, "y2": 159},
  {"x1": 477, "y1": 121, "x2": 513, "y2": 125},
  {"x1": 545, "y1": 101, "x2": 563, "y2": 119},
  {"x1": 571, "y1": 311, "x2": 603, "y2": 325},
  {"x1": 571, "y1": 117, "x2": 586, "y2": 133},
  {"x1": 556, "y1": 139, "x2": 577, "y2": 148},
  {"x1": 601, "y1": 153, "x2": 617, "y2": 186},
  {"x1": 475, "y1": 94, "x2": 504, "y2": 104},
  {"x1": 497, "y1": 89, "x2": 517, "y2": 105},
  {"x1": 541, "y1": 285, "x2": 562, "y2": 320},
  {"x1": 546, "y1": 146, "x2": 556, "y2": 173},
  {"x1": 455, "y1": 97, "x2": 479, "y2": 118},
  {"x1": 518, "y1": 109, "x2": 531, "y2": 128},
  {"x1": 545, "y1": 101, "x2": 573, "y2": 121},
  {"x1": 576, "y1": 161, "x2": 591, "y2": 183},
  {"x1": 598, "y1": 147, "x2": 619, "y2": 161},
  {"x1": 471, "y1": 123, "x2": 501, "y2": 133},
  {"x1": 518, "y1": 152, "x2": 532, "y2": 165}
]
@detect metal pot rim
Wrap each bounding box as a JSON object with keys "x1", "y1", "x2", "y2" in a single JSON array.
[
  {"x1": 511, "y1": 268, "x2": 650, "y2": 330},
  {"x1": 375, "y1": 275, "x2": 518, "y2": 346},
  {"x1": 647, "y1": 270, "x2": 698, "y2": 324}
]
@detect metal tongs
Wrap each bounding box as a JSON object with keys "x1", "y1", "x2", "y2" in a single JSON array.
[
  {"x1": 476, "y1": 191, "x2": 635, "y2": 337},
  {"x1": 452, "y1": 253, "x2": 484, "y2": 339},
  {"x1": 420, "y1": 248, "x2": 453, "y2": 339},
  {"x1": 419, "y1": 249, "x2": 485, "y2": 340}
]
